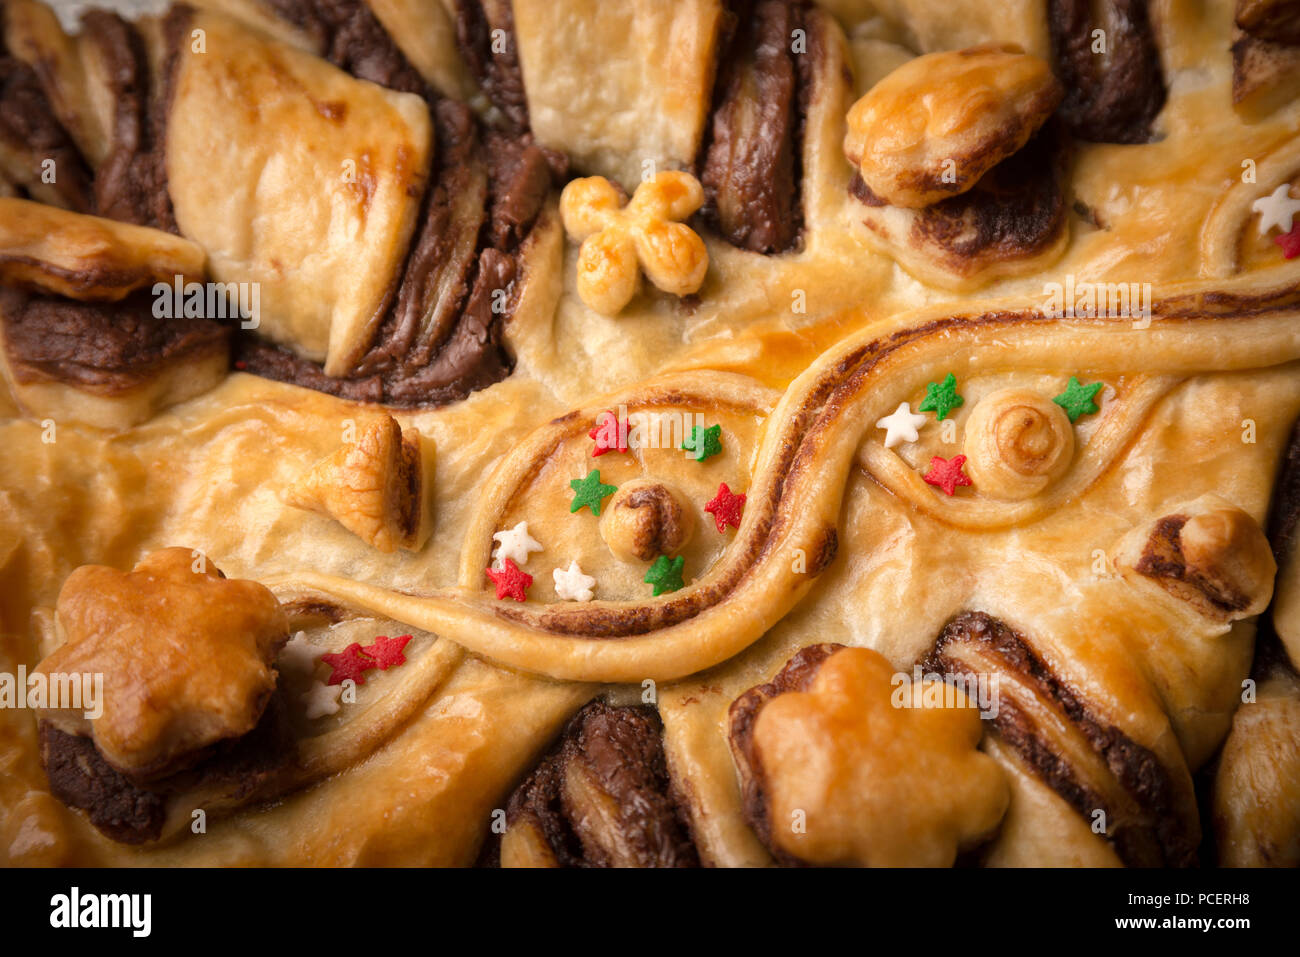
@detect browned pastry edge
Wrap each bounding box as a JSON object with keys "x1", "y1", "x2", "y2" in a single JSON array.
[
  {"x1": 487, "y1": 699, "x2": 700, "y2": 867},
  {"x1": 924, "y1": 611, "x2": 1197, "y2": 867},
  {"x1": 885, "y1": 76, "x2": 1064, "y2": 208},
  {"x1": 726, "y1": 642, "x2": 842, "y2": 867},
  {"x1": 1048, "y1": 0, "x2": 1167, "y2": 144}
]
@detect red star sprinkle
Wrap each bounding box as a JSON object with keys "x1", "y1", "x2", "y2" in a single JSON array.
[
  {"x1": 360, "y1": 634, "x2": 412, "y2": 671},
  {"x1": 922, "y1": 454, "x2": 973, "y2": 496},
  {"x1": 233, "y1": 360, "x2": 247, "y2": 370},
  {"x1": 589, "y1": 410, "x2": 629, "y2": 456},
  {"x1": 703, "y1": 482, "x2": 746, "y2": 532},
  {"x1": 320, "y1": 642, "x2": 375, "y2": 686},
  {"x1": 1277, "y1": 223, "x2": 1300, "y2": 260},
  {"x1": 486, "y1": 558, "x2": 533, "y2": 601}
]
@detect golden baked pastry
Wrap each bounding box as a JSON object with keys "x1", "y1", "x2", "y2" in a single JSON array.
[{"x1": 2, "y1": 0, "x2": 1300, "y2": 873}]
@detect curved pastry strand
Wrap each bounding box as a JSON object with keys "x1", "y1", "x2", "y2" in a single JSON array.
[{"x1": 275, "y1": 272, "x2": 1300, "y2": 683}]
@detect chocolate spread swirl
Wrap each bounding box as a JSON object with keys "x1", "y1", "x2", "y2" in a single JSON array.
[{"x1": 697, "y1": 0, "x2": 814, "y2": 254}]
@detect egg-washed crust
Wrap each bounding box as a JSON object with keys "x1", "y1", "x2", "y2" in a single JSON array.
[
  {"x1": 277, "y1": 271, "x2": 1300, "y2": 684},
  {"x1": 5, "y1": 0, "x2": 1300, "y2": 867}
]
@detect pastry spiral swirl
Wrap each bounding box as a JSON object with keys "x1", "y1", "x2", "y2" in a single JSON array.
[{"x1": 962, "y1": 388, "x2": 1075, "y2": 500}]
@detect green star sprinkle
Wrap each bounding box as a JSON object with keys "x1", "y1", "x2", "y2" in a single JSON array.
[
  {"x1": 682, "y1": 424, "x2": 723, "y2": 462},
  {"x1": 569, "y1": 469, "x2": 617, "y2": 515},
  {"x1": 918, "y1": 372, "x2": 964, "y2": 421},
  {"x1": 644, "y1": 555, "x2": 686, "y2": 596},
  {"x1": 1053, "y1": 376, "x2": 1104, "y2": 422}
]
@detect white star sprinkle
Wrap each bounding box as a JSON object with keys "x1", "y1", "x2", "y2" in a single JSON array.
[
  {"x1": 492, "y1": 521, "x2": 543, "y2": 570},
  {"x1": 875, "y1": 402, "x2": 927, "y2": 448},
  {"x1": 279, "y1": 631, "x2": 323, "y2": 673},
  {"x1": 1252, "y1": 184, "x2": 1300, "y2": 236},
  {"x1": 553, "y1": 560, "x2": 597, "y2": 602},
  {"x1": 301, "y1": 680, "x2": 341, "y2": 719}
]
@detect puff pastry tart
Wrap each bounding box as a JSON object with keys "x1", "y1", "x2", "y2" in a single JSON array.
[{"x1": 2, "y1": 0, "x2": 1300, "y2": 870}]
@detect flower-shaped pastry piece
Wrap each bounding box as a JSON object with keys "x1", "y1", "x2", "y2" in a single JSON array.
[
  {"x1": 844, "y1": 44, "x2": 1062, "y2": 209},
  {"x1": 34, "y1": 548, "x2": 289, "y2": 779},
  {"x1": 284, "y1": 414, "x2": 435, "y2": 553},
  {"x1": 559, "y1": 171, "x2": 709, "y2": 315},
  {"x1": 729, "y1": 645, "x2": 1008, "y2": 866}
]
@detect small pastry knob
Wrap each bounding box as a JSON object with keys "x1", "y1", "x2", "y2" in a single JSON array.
[{"x1": 599, "y1": 478, "x2": 696, "y2": 562}]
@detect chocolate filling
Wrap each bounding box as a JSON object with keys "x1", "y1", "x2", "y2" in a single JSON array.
[
  {"x1": 696, "y1": 0, "x2": 813, "y2": 255},
  {"x1": 3, "y1": 0, "x2": 556, "y2": 408},
  {"x1": 0, "y1": 34, "x2": 94, "y2": 212},
  {"x1": 38, "y1": 688, "x2": 294, "y2": 845},
  {"x1": 86, "y1": 5, "x2": 189, "y2": 232},
  {"x1": 1048, "y1": 0, "x2": 1167, "y2": 144},
  {"x1": 230, "y1": 0, "x2": 560, "y2": 407},
  {"x1": 1, "y1": 289, "x2": 229, "y2": 393},
  {"x1": 924, "y1": 611, "x2": 1197, "y2": 867},
  {"x1": 453, "y1": 0, "x2": 529, "y2": 134},
  {"x1": 487, "y1": 700, "x2": 700, "y2": 868},
  {"x1": 264, "y1": 0, "x2": 426, "y2": 94}
]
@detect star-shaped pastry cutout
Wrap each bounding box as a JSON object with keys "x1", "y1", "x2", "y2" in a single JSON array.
[
  {"x1": 922, "y1": 454, "x2": 973, "y2": 496},
  {"x1": 279, "y1": 630, "x2": 324, "y2": 673},
  {"x1": 553, "y1": 560, "x2": 597, "y2": 602},
  {"x1": 704, "y1": 482, "x2": 746, "y2": 532},
  {"x1": 492, "y1": 521, "x2": 543, "y2": 570},
  {"x1": 682, "y1": 424, "x2": 723, "y2": 462},
  {"x1": 918, "y1": 373, "x2": 964, "y2": 421},
  {"x1": 359, "y1": 634, "x2": 411, "y2": 670},
  {"x1": 1252, "y1": 184, "x2": 1300, "y2": 236},
  {"x1": 875, "y1": 402, "x2": 927, "y2": 448},
  {"x1": 1277, "y1": 222, "x2": 1300, "y2": 260},
  {"x1": 487, "y1": 557, "x2": 533, "y2": 601},
  {"x1": 320, "y1": 642, "x2": 374, "y2": 686},
  {"x1": 570, "y1": 469, "x2": 617, "y2": 515},
  {"x1": 1053, "y1": 376, "x2": 1103, "y2": 422},
  {"x1": 302, "y1": 680, "x2": 342, "y2": 719},
  {"x1": 589, "y1": 410, "x2": 630, "y2": 456},
  {"x1": 645, "y1": 555, "x2": 686, "y2": 596}
]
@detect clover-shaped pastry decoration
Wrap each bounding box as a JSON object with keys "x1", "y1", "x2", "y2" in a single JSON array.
[
  {"x1": 844, "y1": 44, "x2": 1062, "y2": 209},
  {"x1": 962, "y1": 388, "x2": 1075, "y2": 500},
  {"x1": 1111, "y1": 494, "x2": 1277, "y2": 622},
  {"x1": 284, "y1": 414, "x2": 435, "y2": 553},
  {"x1": 729, "y1": 645, "x2": 1008, "y2": 867},
  {"x1": 559, "y1": 171, "x2": 710, "y2": 315},
  {"x1": 34, "y1": 548, "x2": 289, "y2": 779}
]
